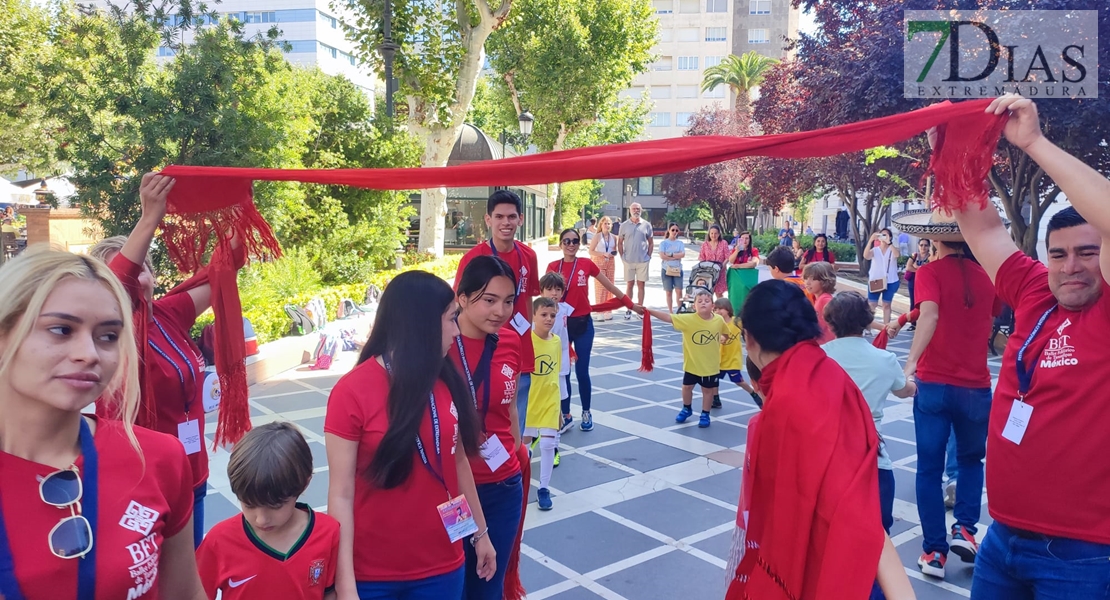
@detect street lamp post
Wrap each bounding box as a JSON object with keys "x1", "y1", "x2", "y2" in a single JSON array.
[
  {"x1": 380, "y1": 0, "x2": 399, "y2": 119},
  {"x1": 500, "y1": 111, "x2": 535, "y2": 158}
]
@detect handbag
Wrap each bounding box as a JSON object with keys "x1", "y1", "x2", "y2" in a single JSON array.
[
  {"x1": 869, "y1": 247, "x2": 892, "y2": 293},
  {"x1": 665, "y1": 265, "x2": 681, "y2": 277}
]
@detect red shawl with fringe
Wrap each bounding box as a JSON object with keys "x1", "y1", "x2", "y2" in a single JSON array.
[
  {"x1": 159, "y1": 100, "x2": 1002, "y2": 449},
  {"x1": 726, "y1": 341, "x2": 883, "y2": 600}
]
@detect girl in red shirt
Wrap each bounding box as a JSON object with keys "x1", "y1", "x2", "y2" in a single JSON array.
[
  {"x1": 546, "y1": 228, "x2": 626, "y2": 432},
  {"x1": 325, "y1": 271, "x2": 495, "y2": 600},
  {"x1": 0, "y1": 247, "x2": 204, "y2": 600},
  {"x1": 90, "y1": 173, "x2": 245, "y2": 547},
  {"x1": 451, "y1": 256, "x2": 527, "y2": 600}
]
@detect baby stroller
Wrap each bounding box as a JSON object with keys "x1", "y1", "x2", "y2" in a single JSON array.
[{"x1": 676, "y1": 261, "x2": 723, "y2": 314}]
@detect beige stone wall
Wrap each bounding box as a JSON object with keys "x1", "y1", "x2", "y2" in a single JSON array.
[{"x1": 22, "y1": 207, "x2": 103, "y2": 254}]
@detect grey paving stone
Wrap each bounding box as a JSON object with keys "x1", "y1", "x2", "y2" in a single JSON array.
[
  {"x1": 670, "y1": 420, "x2": 749, "y2": 447},
  {"x1": 614, "y1": 383, "x2": 685, "y2": 403},
  {"x1": 883, "y1": 419, "x2": 919, "y2": 441},
  {"x1": 578, "y1": 391, "x2": 652, "y2": 412},
  {"x1": 518, "y1": 554, "x2": 568, "y2": 591},
  {"x1": 605, "y1": 349, "x2": 647, "y2": 363},
  {"x1": 909, "y1": 577, "x2": 970, "y2": 600},
  {"x1": 617, "y1": 404, "x2": 687, "y2": 427},
  {"x1": 588, "y1": 437, "x2": 699, "y2": 473},
  {"x1": 538, "y1": 452, "x2": 630, "y2": 493},
  {"x1": 589, "y1": 355, "x2": 637, "y2": 370},
  {"x1": 524, "y1": 511, "x2": 663, "y2": 575},
  {"x1": 895, "y1": 534, "x2": 976, "y2": 590},
  {"x1": 254, "y1": 389, "x2": 329, "y2": 414},
  {"x1": 292, "y1": 416, "x2": 326, "y2": 437},
  {"x1": 559, "y1": 423, "x2": 636, "y2": 448},
  {"x1": 308, "y1": 440, "x2": 328, "y2": 471},
  {"x1": 597, "y1": 548, "x2": 726, "y2": 600},
  {"x1": 692, "y1": 530, "x2": 734, "y2": 559},
  {"x1": 300, "y1": 468, "x2": 329, "y2": 508},
  {"x1": 606, "y1": 488, "x2": 735, "y2": 541},
  {"x1": 546, "y1": 586, "x2": 606, "y2": 600},
  {"x1": 202, "y1": 493, "x2": 241, "y2": 535},
  {"x1": 894, "y1": 466, "x2": 921, "y2": 504},
  {"x1": 251, "y1": 379, "x2": 316, "y2": 398},
  {"x1": 680, "y1": 470, "x2": 741, "y2": 505},
  {"x1": 885, "y1": 438, "x2": 918, "y2": 462}
]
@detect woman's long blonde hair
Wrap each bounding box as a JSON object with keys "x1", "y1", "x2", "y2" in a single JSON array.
[{"x1": 0, "y1": 246, "x2": 141, "y2": 450}]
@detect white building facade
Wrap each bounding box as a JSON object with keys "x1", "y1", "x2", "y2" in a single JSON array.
[{"x1": 86, "y1": 0, "x2": 378, "y2": 97}]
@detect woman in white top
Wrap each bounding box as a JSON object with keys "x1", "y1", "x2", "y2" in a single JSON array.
[
  {"x1": 820, "y1": 291, "x2": 917, "y2": 534},
  {"x1": 863, "y1": 227, "x2": 901, "y2": 325},
  {"x1": 587, "y1": 217, "x2": 617, "y2": 320}
]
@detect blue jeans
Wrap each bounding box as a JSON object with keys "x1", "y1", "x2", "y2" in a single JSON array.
[
  {"x1": 516, "y1": 374, "x2": 531, "y2": 432},
  {"x1": 356, "y1": 566, "x2": 465, "y2": 600},
  {"x1": 566, "y1": 315, "x2": 594, "y2": 412},
  {"x1": 914, "y1": 381, "x2": 991, "y2": 555},
  {"x1": 193, "y1": 482, "x2": 207, "y2": 548},
  {"x1": 971, "y1": 522, "x2": 1110, "y2": 599},
  {"x1": 464, "y1": 473, "x2": 524, "y2": 600},
  {"x1": 878, "y1": 467, "x2": 895, "y2": 534},
  {"x1": 945, "y1": 429, "x2": 958, "y2": 481}
]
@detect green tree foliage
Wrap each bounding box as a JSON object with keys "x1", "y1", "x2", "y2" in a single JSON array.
[
  {"x1": 340, "y1": 0, "x2": 513, "y2": 254},
  {"x1": 0, "y1": 0, "x2": 59, "y2": 176},
  {"x1": 666, "y1": 203, "x2": 713, "y2": 228},
  {"x1": 38, "y1": 3, "x2": 418, "y2": 285},
  {"x1": 557, "y1": 179, "x2": 604, "y2": 229}
]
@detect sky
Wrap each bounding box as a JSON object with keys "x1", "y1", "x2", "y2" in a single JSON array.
[{"x1": 798, "y1": 7, "x2": 818, "y2": 36}]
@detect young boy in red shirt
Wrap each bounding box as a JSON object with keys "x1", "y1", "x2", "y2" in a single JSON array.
[{"x1": 197, "y1": 422, "x2": 340, "y2": 599}]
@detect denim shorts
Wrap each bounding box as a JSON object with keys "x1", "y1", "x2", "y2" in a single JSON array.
[
  {"x1": 661, "y1": 269, "x2": 683, "y2": 292},
  {"x1": 867, "y1": 280, "x2": 899, "y2": 303}
]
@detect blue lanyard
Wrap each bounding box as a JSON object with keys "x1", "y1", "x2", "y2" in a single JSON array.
[
  {"x1": 1015, "y1": 305, "x2": 1058, "y2": 398},
  {"x1": 558, "y1": 258, "x2": 579, "y2": 302},
  {"x1": 454, "y1": 335, "x2": 497, "y2": 431},
  {"x1": 489, "y1": 240, "x2": 525, "y2": 297},
  {"x1": 0, "y1": 417, "x2": 98, "y2": 600},
  {"x1": 383, "y1": 359, "x2": 449, "y2": 497},
  {"x1": 148, "y1": 318, "x2": 198, "y2": 416}
]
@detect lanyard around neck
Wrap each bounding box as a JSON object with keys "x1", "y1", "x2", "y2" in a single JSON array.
[{"x1": 1015, "y1": 305, "x2": 1058, "y2": 399}]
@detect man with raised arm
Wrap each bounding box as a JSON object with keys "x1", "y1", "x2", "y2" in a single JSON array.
[{"x1": 953, "y1": 95, "x2": 1110, "y2": 599}]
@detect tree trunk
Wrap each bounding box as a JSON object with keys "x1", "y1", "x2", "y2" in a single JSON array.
[{"x1": 415, "y1": 0, "x2": 512, "y2": 255}]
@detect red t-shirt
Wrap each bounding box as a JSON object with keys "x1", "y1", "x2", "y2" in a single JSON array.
[
  {"x1": 546, "y1": 258, "x2": 601, "y2": 317},
  {"x1": 913, "y1": 256, "x2": 996, "y2": 388},
  {"x1": 448, "y1": 330, "x2": 522, "y2": 485},
  {"x1": 989, "y1": 251, "x2": 1110, "y2": 544},
  {"x1": 197, "y1": 505, "x2": 339, "y2": 599},
  {"x1": 324, "y1": 359, "x2": 465, "y2": 581},
  {"x1": 456, "y1": 240, "x2": 541, "y2": 374},
  {"x1": 102, "y1": 254, "x2": 208, "y2": 489},
  {"x1": 813, "y1": 292, "x2": 834, "y2": 344},
  {"x1": 0, "y1": 418, "x2": 193, "y2": 599}
]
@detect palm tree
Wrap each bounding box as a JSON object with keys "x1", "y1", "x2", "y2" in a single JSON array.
[{"x1": 700, "y1": 51, "x2": 779, "y2": 130}]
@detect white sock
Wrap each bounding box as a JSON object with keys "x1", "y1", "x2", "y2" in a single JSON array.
[{"x1": 539, "y1": 435, "x2": 558, "y2": 489}]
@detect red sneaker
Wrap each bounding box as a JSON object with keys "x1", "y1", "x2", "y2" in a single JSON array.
[
  {"x1": 950, "y1": 525, "x2": 978, "y2": 563},
  {"x1": 918, "y1": 551, "x2": 946, "y2": 578}
]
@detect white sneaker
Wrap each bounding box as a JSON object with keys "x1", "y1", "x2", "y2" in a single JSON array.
[{"x1": 944, "y1": 480, "x2": 957, "y2": 509}]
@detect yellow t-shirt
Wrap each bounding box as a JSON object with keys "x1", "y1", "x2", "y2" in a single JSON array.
[
  {"x1": 720, "y1": 319, "x2": 744, "y2": 371},
  {"x1": 527, "y1": 332, "x2": 562, "y2": 430},
  {"x1": 671, "y1": 313, "x2": 728, "y2": 377}
]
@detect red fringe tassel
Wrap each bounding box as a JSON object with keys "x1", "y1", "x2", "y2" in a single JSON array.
[
  {"x1": 589, "y1": 297, "x2": 653, "y2": 372},
  {"x1": 926, "y1": 111, "x2": 1008, "y2": 212}
]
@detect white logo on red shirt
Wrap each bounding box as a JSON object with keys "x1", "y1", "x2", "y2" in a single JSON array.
[
  {"x1": 501, "y1": 364, "x2": 515, "y2": 380},
  {"x1": 501, "y1": 378, "x2": 517, "y2": 404},
  {"x1": 119, "y1": 501, "x2": 159, "y2": 536},
  {"x1": 228, "y1": 576, "x2": 256, "y2": 588},
  {"x1": 577, "y1": 269, "x2": 587, "y2": 286},
  {"x1": 1040, "y1": 333, "x2": 1077, "y2": 369},
  {"x1": 124, "y1": 531, "x2": 160, "y2": 599},
  {"x1": 1056, "y1": 318, "x2": 1072, "y2": 336}
]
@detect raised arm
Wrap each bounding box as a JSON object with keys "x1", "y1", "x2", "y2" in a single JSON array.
[
  {"x1": 987, "y1": 94, "x2": 1110, "y2": 284},
  {"x1": 120, "y1": 173, "x2": 174, "y2": 269}
]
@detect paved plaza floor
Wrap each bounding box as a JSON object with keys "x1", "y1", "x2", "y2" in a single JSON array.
[{"x1": 200, "y1": 244, "x2": 1003, "y2": 599}]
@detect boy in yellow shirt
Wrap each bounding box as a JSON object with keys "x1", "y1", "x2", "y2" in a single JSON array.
[
  {"x1": 526, "y1": 296, "x2": 562, "y2": 511},
  {"x1": 712, "y1": 298, "x2": 761, "y2": 409},
  {"x1": 639, "y1": 290, "x2": 727, "y2": 428}
]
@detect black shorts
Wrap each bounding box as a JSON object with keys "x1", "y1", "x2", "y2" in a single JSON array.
[{"x1": 683, "y1": 372, "x2": 720, "y2": 388}]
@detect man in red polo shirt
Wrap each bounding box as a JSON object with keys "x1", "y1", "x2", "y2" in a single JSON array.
[
  {"x1": 455, "y1": 190, "x2": 541, "y2": 430},
  {"x1": 954, "y1": 95, "x2": 1110, "y2": 598}
]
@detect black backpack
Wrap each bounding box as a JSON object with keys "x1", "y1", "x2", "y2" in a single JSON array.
[{"x1": 284, "y1": 304, "x2": 317, "y2": 336}]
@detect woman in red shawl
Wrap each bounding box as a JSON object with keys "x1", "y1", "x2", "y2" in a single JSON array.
[{"x1": 727, "y1": 279, "x2": 914, "y2": 600}]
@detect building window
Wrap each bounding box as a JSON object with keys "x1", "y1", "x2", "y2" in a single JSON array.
[
  {"x1": 704, "y1": 55, "x2": 724, "y2": 68},
  {"x1": 678, "y1": 27, "x2": 698, "y2": 42},
  {"x1": 748, "y1": 28, "x2": 770, "y2": 43},
  {"x1": 650, "y1": 86, "x2": 672, "y2": 99},
  {"x1": 649, "y1": 112, "x2": 671, "y2": 127},
  {"x1": 677, "y1": 56, "x2": 699, "y2": 71},
  {"x1": 635, "y1": 176, "x2": 665, "y2": 196},
  {"x1": 678, "y1": 0, "x2": 699, "y2": 13},
  {"x1": 703, "y1": 85, "x2": 725, "y2": 98},
  {"x1": 676, "y1": 112, "x2": 695, "y2": 126},
  {"x1": 707, "y1": 0, "x2": 727, "y2": 12},
  {"x1": 749, "y1": 0, "x2": 771, "y2": 14},
  {"x1": 242, "y1": 11, "x2": 276, "y2": 23},
  {"x1": 157, "y1": 46, "x2": 175, "y2": 57},
  {"x1": 653, "y1": 0, "x2": 673, "y2": 14},
  {"x1": 705, "y1": 27, "x2": 727, "y2": 42},
  {"x1": 653, "y1": 57, "x2": 673, "y2": 71},
  {"x1": 319, "y1": 11, "x2": 338, "y2": 28},
  {"x1": 320, "y1": 43, "x2": 339, "y2": 58},
  {"x1": 677, "y1": 85, "x2": 698, "y2": 98},
  {"x1": 659, "y1": 29, "x2": 673, "y2": 42}
]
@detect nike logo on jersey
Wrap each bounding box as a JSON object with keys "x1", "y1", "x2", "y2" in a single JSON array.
[{"x1": 228, "y1": 575, "x2": 257, "y2": 588}]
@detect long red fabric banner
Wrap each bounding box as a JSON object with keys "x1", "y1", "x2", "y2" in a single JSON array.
[{"x1": 159, "y1": 99, "x2": 1004, "y2": 209}]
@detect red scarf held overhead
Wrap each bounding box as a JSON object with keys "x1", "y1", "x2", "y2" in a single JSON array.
[{"x1": 726, "y1": 341, "x2": 883, "y2": 600}]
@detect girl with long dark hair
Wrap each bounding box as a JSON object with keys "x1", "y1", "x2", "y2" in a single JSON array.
[
  {"x1": 726, "y1": 280, "x2": 913, "y2": 600},
  {"x1": 326, "y1": 271, "x2": 495, "y2": 600},
  {"x1": 450, "y1": 256, "x2": 527, "y2": 600},
  {"x1": 547, "y1": 228, "x2": 627, "y2": 432},
  {"x1": 799, "y1": 233, "x2": 837, "y2": 273}
]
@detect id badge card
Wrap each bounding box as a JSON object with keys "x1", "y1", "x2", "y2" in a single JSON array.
[
  {"x1": 479, "y1": 437, "x2": 511, "y2": 472},
  {"x1": 1001, "y1": 399, "x2": 1033, "y2": 445},
  {"x1": 201, "y1": 371, "x2": 221, "y2": 413},
  {"x1": 438, "y1": 495, "x2": 479, "y2": 543},
  {"x1": 510, "y1": 312, "x2": 531, "y2": 336},
  {"x1": 178, "y1": 419, "x2": 203, "y2": 455}
]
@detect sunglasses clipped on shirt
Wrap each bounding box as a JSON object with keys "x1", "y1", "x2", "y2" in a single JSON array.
[
  {"x1": 562, "y1": 238, "x2": 581, "y2": 246},
  {"x1": 40, "y1": 466, "x2": 94, "y2": 559}
]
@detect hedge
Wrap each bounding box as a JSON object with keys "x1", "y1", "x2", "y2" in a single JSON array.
[
  {"x1": 192, "y1": 254, "x2": 462, "y2": 345},
  {"x1": 749, "y1": 234, "x2": 857, "y2": 262}
]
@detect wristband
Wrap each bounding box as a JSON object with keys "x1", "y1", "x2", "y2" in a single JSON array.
[{"x1": 471, "y1": 527, "x2": 490, "y2": 546}]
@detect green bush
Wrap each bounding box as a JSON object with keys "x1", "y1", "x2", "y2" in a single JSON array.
[
  {"x1": 750, "y1": 234, "x2": 856, "y2": 262},
  {"x1": 191, "y1": 253, "x2": 463, "y2": 345}
]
